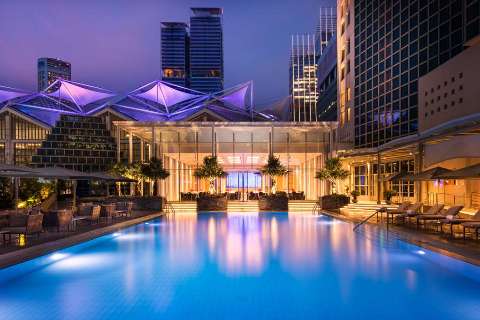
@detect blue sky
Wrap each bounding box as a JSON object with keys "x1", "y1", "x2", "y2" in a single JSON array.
[{"x1": 0, "y1": 0, "x2": 334, "y2": 106}]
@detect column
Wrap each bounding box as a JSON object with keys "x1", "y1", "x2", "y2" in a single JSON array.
[
  {"x1": 128, "y1": 133, "x2": 134, "y2": 195},
  {"x1": 5, "y1": 113, "x2": 12, "y2": 164},
  {"x1": 116, "y1": 126, "x2": 121, "y2": 163},
  {"x1": 415, "y1": 143, "x2": 423, "y2": 203},
  {"x1": 377, "y1": 152, "x2": 382, "y2": 204}
]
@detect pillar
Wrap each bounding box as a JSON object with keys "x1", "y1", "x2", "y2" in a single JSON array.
[
  {"x1": 5, "y1": 113, "x2": 13, "y2": 164},
  {"x1": 377, "y1": 152, "x2": 382, "y2": 204},
  {"x1": 415, "y1": 143, "x2": 423, "y2": 203}
]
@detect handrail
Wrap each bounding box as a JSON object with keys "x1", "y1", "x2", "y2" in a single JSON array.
[
  {"x1": 353, "y1": 207, "x2": 386, "y2": 231},
  {"x1": 312, "y1": 203, "x2": 320, "y2": 215}
]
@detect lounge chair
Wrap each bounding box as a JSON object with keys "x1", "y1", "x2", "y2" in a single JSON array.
[
  {"x1": 382, "y1": 201, "x2": 411, "y2": 223},
  {"x1": 397, "y1": 204, "x2": 444, "y2": 223},
  {"x1": 439, "y1": 209, "x2": 480, "y2": 237},
  {"x1": 459, "y1": 210, "x2": 480, "y2": 240},
  {"x1": 392, "y1": 203, "x2": 423, "y2": 224},
  {"x1": 415, "y1": 205, "x2": 463, "y2": 230}
]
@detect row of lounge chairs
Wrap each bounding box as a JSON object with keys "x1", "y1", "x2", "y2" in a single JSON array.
[{"x1": 382, "y1": 201, "x2": 480, "y2": 239}]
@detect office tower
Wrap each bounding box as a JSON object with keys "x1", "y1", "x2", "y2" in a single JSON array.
[
  {"x1": 189, "y1": 8, "x2": 224, "y2": 93},
  {"x1": 347, "y1": 0, "x2": 479, "y2": 148},
  {"x1": 37, "y1": 57, "x2": 71, "y2": 92},
  {"x1": 316, "y1": 37, "x2": 337, "y2": 121},
  {"x1": 316, "y1": 7, "x2": 337, "y2": 56},
  {"x1": 161, "y1": 22, "x2": 190, "y2": 87},
  {"x1": 290, "y1": 34, "x2": 318, "y2": 122}
]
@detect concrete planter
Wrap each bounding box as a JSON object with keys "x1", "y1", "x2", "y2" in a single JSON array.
[
  {"x1": 82, "y1": 196, "x2": 164, "y2": 211},
  {"x1": 197, "y1": 195, "x2": 227, "y2": 212},
  {"x1": 259, "y1": 194, "x2": 288, "y2": 211},
  {"x1": 318, "y1": 194, "x2": 349, "y2": 210}
]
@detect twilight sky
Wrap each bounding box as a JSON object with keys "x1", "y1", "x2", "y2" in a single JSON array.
[{"x1": 0, "y1": 0, "x2": 334, "y2": 106}]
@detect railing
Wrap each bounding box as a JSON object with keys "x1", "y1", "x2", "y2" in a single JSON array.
[
  {"x1": 426, "y1": 192, "x2": 480, "y2": 207},
  {"x1": 163, "y1": 200, "x2": 175, "y2": 216},
  {"x1": 353, "y1": 207, "x2": 386, "y2": 231}
]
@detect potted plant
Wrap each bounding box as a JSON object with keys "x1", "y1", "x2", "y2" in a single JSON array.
[
  {"x1": 383, "y1": 190, "x2": 397, "y2": 205},
  {"x1": 315, "y1": 157, "x2": 350, "y2": 210},
  {"x1": 350, "y1": 190, "x2": 360, "y2": 203},
  {"x1": 258, "y1": 154, "x2": 288, "y2": 211},
  {"x1": 194, "y1": 156, "x2": 227, "y2": 211},
  {"x1": 260, "y1": 154, "x2": 288, "y2": 194}
]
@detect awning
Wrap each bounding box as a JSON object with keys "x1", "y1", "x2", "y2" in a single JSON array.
[
  {"x1": 435, "y1": 163, "x2": 480, "y2": 180},
  {"x1": 401, "y1": 167, "x2": 452, "y2": 181}
]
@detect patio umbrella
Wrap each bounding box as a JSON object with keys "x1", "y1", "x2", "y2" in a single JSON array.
[
  {"x1": 435, "y1": 163, "x2": 480, "y2": 180},
  {"x1": 401, "y1": 166, "x2": 452, "y2": 181}
]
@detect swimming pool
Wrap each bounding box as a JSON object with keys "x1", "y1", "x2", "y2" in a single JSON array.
[{"x1": 0, "y1": 213, "x2": 479, "y2": 319}]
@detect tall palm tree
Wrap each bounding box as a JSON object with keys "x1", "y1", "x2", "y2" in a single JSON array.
[
  {"x1": 193, "y1": 156, "x2": 226, "y2": 194},
  {"x1": 315, "y1": 157, "x2": 349, "y2": 194},
  {"x1": 260, "y1": 154, "x2": 287, "y2": 194}
]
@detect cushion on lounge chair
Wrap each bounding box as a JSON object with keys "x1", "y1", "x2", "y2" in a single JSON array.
[{"x1": 462, "y1": 221, "x2": 480, "y2": 228}]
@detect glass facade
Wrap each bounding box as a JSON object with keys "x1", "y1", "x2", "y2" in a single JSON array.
[
  {"x1": 115, "y1": 122, "x2": 332, "y2": 201},
  {"x1": 353, "y1": 0, "x2": 477, "y2": 148},
  {"x1": 189, "y1": 8, "x2": 224, "y2": 93},
  {"x1": 161, "y1": 22, "x2": 189, "y2": 87}
]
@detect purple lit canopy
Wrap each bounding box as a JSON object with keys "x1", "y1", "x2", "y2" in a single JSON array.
[{"x1": 0, "y1": 79, "x2": 275, "y2": 127}]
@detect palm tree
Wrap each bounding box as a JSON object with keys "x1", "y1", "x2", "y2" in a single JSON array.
[
  {"x1": 141, "y1": 158, "x2": 170, "y2": 196},
  {"x1": 193, "y1": 156, "x2": 226, "y2": 194},
  {"x1": 315, "y1": 157, "x2": 349, "y2": 194},
  {"x1": 260, "y1": 154, "x2": 287, "y2": 194},
  {"x1": 110, "y1": 162, "x2": 144, "y2": 195}
]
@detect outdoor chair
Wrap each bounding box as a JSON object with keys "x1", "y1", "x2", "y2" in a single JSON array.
[
  {"x1": 44, "y1": 209, "x2": 74, "y2": 232},
  {"x1": 439, "y1": 209, "x2": 480, "y2": 238},
  {"x1": 383, "y1": 201, "x2": 411, "y2": 223},
  {"x1": 391, "y1": 202, "x2": 423, "y2": 224},
  {"x1": 1, "y1": 213, "x2": 44, "y2": 245},
  {"x1": 73, "y1": 205, "x2": 100, "y2": 228},
  {"x1": 458, "y1": 210, "x2": 480, "y2": 240},
  {"x1": 115, "y1": 202, "x2": 134, "y2": 218},
  {"x1": 415, "y1": 205, "x2": 463, "y2": 230},
  {"x1": 397, "y1": 204, "x2": 444, "y2": 224}
]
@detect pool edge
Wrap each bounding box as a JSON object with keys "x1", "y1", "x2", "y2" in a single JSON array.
[
  {"x1": 0, "y1": 212, "x2": 165, "y2": 270},
  {"x1": 321, "y1": 210, "x2": 480, "y2": 267}
]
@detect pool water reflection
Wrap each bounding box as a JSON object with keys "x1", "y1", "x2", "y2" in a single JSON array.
[{"x1": 0, "y1": 213, "x2": 479, "y2": 319}]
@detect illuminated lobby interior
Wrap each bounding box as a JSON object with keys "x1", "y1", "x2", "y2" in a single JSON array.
[{"x1": 114, "y1": 121, "x2": 335, "y2": 201}]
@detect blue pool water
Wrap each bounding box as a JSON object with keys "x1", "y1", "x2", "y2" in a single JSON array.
[{"x1": 1, "y1": 213, "x2": 480, "y2": 319}]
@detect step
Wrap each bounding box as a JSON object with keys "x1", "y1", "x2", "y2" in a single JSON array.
[
  {"x1": 288, "y1": 200, "x2": 318, "y2": 213},
  {"x1": 169, "y1": 201, "x2": 197, "y2": 214},
  {"x1": 227, "y1": 201, "x2": 259, "y2": 212}
]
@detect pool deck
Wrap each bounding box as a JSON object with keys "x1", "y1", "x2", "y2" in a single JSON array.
[
  {"x1": 322, "y1": 209, "x2": 480, "y2": 267},
  {"x1": 0, "y1": 211, "x2": 164, "y2": 269}
]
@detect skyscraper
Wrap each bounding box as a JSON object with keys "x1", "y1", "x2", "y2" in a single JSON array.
[
  {"x1": 37, "y1": 57, "x2": 71, "y2": 91},
  {"x1": 345, "y1": 0, "x2": 479, "y2": 148},
  {"x1": 315, "y1": 7, "x2": 337, "y2": 56},
  {"x1": 290, "y1": 34, "x2": 318, "y2": 122},
  {"x1": 189, "y1": 8, "x2": 224, "y2": 93},
  {"x1": 161, "y1": 22, "x2": 190, "y2": 88}
]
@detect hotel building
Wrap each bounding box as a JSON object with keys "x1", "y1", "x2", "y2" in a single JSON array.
[
  {"x1": 336, "y1": 0, "x2": 480, "y2": 210},
  {"x1": 0, "y1": 79, "x2": 333, "y2": 202}
]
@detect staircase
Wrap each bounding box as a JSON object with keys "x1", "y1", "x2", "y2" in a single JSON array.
[
  {"x1": 169, "y1": 201, "x2": 197, "y2": 214},
  {"x1": 288, "y1": 200, "x2": 318, "y2": 213},
  {"x1": 340, "y1": 202, "x2": 397, "y2": 218},
  {"x1": 227, "y1": 201, "x2": 259, "y2": 213}
]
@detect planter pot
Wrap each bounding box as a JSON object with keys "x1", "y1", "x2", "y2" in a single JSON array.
[
  {"x1": 318, "y1": 194, "x2": 350, "y2": 210},
  {"x1": 259, "y1": 194, "x2": 288, "y2": 211},
  {"x1": 197, "y1": 195, "x2": 227, "y2": 211}
]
